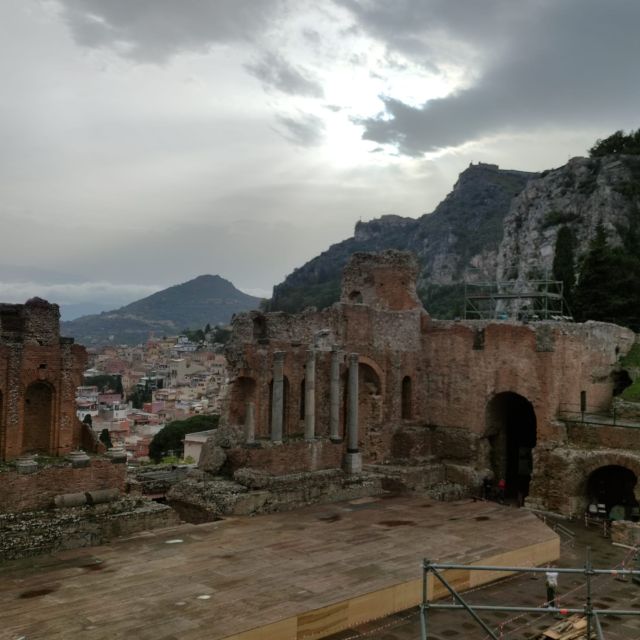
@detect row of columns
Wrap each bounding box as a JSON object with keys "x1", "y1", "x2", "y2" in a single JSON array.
[{"x1": 242, "y1": 348, "x2": 360, "y2": 459}]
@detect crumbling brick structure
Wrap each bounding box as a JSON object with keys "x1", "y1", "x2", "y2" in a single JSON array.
[
  {"x1": 0, "y1": 298, "x2": 87, "y2": 460},
  {"x1": 214, "y1": 250, "x2": 639, "y2": 515}
]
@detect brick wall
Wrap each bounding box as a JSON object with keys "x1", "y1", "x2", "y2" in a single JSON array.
[{"x1": 0, "y1": 459, "x2": 126, "y2": 513}]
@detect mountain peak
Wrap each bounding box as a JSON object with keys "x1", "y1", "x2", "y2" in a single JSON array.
[{"x1": 62, "y1": 275, "x2": 260, "y2": 346}]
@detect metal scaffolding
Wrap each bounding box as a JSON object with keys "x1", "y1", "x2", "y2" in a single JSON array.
[
  {"x1": 420, "y1": 548, "x2": 640, "y2": 640},
  {"x1": 464, "y1": 279, "x2": 570, "y2": 321}
]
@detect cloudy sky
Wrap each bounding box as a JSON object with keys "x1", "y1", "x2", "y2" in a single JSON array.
[{"x1": 1, "y1": 0, "x2": 638, "y2": 319}]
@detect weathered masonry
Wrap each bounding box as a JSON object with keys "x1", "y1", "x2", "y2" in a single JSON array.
[
  {"x1": 0, "y1": 298, "x2": 87, "y2": 460},
  {"x1": 216, "y1": 250, "x2": 639, "y2": 515}
]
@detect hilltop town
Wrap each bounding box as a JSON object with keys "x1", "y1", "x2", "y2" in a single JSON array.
[{"x1": 75, "y1": 332, "x2": 228, "y2": 462}]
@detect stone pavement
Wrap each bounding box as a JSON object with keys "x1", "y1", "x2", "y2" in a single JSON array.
[
  {"x1": 325, "y1": 513, "x2": 640, "y2": 640},
  {"x1": 0, "y1": 496, "x2": 556, "y2": 640}
]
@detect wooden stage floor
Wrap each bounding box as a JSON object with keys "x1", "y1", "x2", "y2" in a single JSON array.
[{"x1": 0, "y1": 496, "x2": 558, "y2": 640}]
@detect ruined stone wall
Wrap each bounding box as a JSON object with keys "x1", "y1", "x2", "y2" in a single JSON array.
[
  {"x1": 421, "y1": 320, "x2": 632, "y2": 439},
  {"x1": 1, "y1": 497, "x2": 179, "y2": 561},
  {"x1": 0, "y1": 299, "x2": 87, "y2": 460},
  {"x1": 226, "y1": 439, "x2": 343, "y2": 475},
  {"x1": 218, "y1": 251, "x2": 638, "y2": 514},
  {"x1": 0, "y1": 458, "x2": 125, "y2": 513},
  {"x1": 340, "y1": 250, "x2": 422, "y2": 311}
]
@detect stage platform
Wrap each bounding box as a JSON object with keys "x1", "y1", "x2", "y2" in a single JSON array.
[{"x1": 0, "y1": 496, "x2": 558, "y2": 640}]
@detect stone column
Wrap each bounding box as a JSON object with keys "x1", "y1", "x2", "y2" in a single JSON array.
[
  {"x1": 244, "y1": 401, "x2": 255, "y2": 444},
  {"x1": 271, "y1": 351, "x2": 285, "y2": 443},
  {"x1": 344, "y1": 353, "x2": 362, "y2": 473},
  {"x1": 304, "y1": 350, "x2": 316, "y2": 441},
  {"x1": 329, "y1": 346, "x2": 341, "y2": 441}
]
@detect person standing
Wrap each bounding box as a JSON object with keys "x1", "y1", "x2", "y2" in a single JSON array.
[{"x1": 545, "y1": 569, "x2": 559, "y2": 616}]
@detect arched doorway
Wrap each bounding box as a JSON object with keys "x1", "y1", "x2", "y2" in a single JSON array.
[
  {"x1": 587, "y1": 465, "x2": 638, "y2": 518},
  {"x1": 358, "y1": 363, "x2": 382, "y2": 447},
  {"x1": 229, "y1": 377, "x2": 256, "y2": 425},
  {"x1": 22, "y1": 382, "x2": 54, "y2": 455},
  {"x1": 485, "y1": 392, "x2": 537, "y2": 501}
]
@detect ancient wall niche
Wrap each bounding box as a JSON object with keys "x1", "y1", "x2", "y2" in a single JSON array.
[{"x1": 22, "y1": 381, "x2": 54, "y2": 455}]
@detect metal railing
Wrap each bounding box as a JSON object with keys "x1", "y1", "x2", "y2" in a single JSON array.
[
  {"x1": 420, "y1": 548, "x2": 640, "y2": 640},
  {"x1": 557, "y1": 402, "x2": 640, "y2": 429}
]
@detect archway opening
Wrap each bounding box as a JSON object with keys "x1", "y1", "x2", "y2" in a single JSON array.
[
  {"x1": 23, "y1": 382, "x2": 54, "y2": 455},
  {"x1": 229, "y1": 377, "x2": 256, "y2": 425},
  {"x1": 486, "y1": 392, "x2": 536, "y2": 502},
  {"x1": 587, "y1": 465, "x2": 638, "y2": 518},
  {"x1": 358, "y1": 363, "x2": 382, "y2": 444}
]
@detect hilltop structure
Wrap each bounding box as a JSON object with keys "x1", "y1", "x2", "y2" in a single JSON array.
[{"x1": 200, "y1": 250, "x2": 638, "y2": 517}]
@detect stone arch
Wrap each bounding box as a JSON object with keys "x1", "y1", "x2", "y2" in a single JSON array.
[
  {"x1": 358, "y1": 355, "x2": 385, "y2": 396},
  {"x1": 570, "y1": 452, "x2": 640, "y2": 515},
  {"x1": 358, "y1": 362, "x2": 383, "y2": 434},
  {"x1": 401, "y1": 375, "x2": 412, "y2": 420},
  {"x1": 229, "y1": 376, "x2": 256, "y2": 425},
  {"x1": 586, "y1": 465, "x2": 638, "y2": 517},
  {"x1": 348, "y1": 290, "x2": 363, "y2": 303},
  {"x1": 252, "y1": 315, "x2": 267, "y2": 341},
  {"x1": 485, "y1": 391, "x2": 537, "y2": 501},
  {"x1": 22, "y1": 381, "x2": 55, "y2": 455}
]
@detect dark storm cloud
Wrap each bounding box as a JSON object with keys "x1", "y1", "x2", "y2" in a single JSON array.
[
  {"x1": 245, "y1": 52, "x2": 324, "y2": 98},
  {"x1": 341, "y1": 0, "x2": 640, "y2": 154},
  {"x1": 57, "y1": 0, "x2": 284, "y2": 62},
  {"x1": 275, "y1": 113, "x2": 325, "y2": 146}
]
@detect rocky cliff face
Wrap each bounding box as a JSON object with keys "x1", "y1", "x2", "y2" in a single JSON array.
[
  {"x1": 498, "y1": 155, "x2": 640, "y2": 282},
  {"x1": 270, "y1": 163, "x2": 535, "y2": 316}
]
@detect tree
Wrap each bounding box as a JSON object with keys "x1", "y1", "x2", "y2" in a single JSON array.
[
  {"x1": 128, "y1": 381, "x2": 152, "y2": 409},
  {"x1": 552, "y1": 225, "x2": 576, "y2": 312},
  {"x1": 148, "y1": 414, "x2": 219, "y2": 462},
  {"x1": 573, "y1": 224, "x2": 640, "y2": 328},
  {"x1": 589, "y1": 128, "x2": 640, "y2": 157},
  {"x1": 84, "y1": 374, "x2": 123, "y2": 394},
  {"x1": 99, "y1": 428, "x2": 113, "y2": 449}
]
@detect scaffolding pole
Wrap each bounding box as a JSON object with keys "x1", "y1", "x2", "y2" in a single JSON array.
[{"x1": 420, "y1": 548, "x2": 640, "y2": 639}]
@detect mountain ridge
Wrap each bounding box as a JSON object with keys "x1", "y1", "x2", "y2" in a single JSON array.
[
  {"x1": 269, "y1": 162, "x2": 536, "y2": 316},
  {"x1": 62, "y1": 274, "x2": 261, "y2": 346}
]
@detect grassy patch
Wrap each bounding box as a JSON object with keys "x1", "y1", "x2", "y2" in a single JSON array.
[
  {"x1": 621, "y1": 380, "x2": 640, "y2": 402},
  {"x1": 621, "y1": 342, "x2": 640, "y2": 367}
]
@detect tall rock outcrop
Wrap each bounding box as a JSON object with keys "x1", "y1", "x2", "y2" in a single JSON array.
[
  {"x1": 270, "y1": 163, "x2": 534, "y2": 316},
  {"x1": 497, "y1": 154, "x2": 640, "y2": 282}
]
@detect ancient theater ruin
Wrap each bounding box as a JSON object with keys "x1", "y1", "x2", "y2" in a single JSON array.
[
  {"x1": 196, "y1": 250, "x2": 639, "y2": 518},
  {"x1": 0, "y1": 298, "x2": 88, "y2": 460},
  {"x1": 0, "y1": 299, "x2": 179, "y2": 561}
]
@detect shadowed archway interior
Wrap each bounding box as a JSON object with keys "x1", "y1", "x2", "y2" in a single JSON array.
[
  {"x1": 587, "y1": 465, "x2": 637, "y2": 515},
  {"x1": 22, "y1": 382, "x2": 54, "y2": 455},
  {"x1": 486, "y1": 392, "x2": 537, "y2": 501}
]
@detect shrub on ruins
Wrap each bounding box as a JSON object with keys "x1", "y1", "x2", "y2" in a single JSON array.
[
  {"x1": 149, "y1": 414, "x2": 219, "y2": 462},
  {"x1": 99, "y1": 428, "x2": 113, "y2": 449}
]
